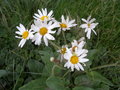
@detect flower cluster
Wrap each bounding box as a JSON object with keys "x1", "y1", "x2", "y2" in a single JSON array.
[
  {"x1": 58, "y1": 37, "x2": 88, "y2": 71},
  {"x1": 15, "y1": 8, "x2": 98, "y2": 71}
]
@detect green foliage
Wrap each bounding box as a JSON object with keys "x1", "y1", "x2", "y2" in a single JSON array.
[
  {"x1": 88, "y1": 71, "x2": 113, "y2": 86},
  {"x1": 73, "y1": 86, "x2": 94, "y2": 90},
  {"x1": 46, "y1": 76, "x2": 68, "y2": 90},
  {"x1": 19, "y1": 78, "x2": 46, "y2": 90},
  {"x1": 0, "y1": 70, "x2": 8, "y2": 78},
  {"x1": 27, "y1": 59, "x2": 44, "y2": 78}
]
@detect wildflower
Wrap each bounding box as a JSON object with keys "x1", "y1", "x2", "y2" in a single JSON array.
[
  {"x1": 57, "y1": 45, "x2": 68, "y2": 61},
  {"x1": 33, "y1": 8, "x2": 54, "y2": 21},
  {"x1": 31, "y1": 20, "x2": 58, "y2": 46},
  {"x1": 71, "y1": 39, "x2": 86, "y2": 52},
  {"x1": 57, "y1": 15, "x2": 77, "y2": 35},
  {"x1": 15, "y1": 24, "x2": 33, "y2": 48},
  {"x1": 80, "y1": 16, "x2": 98, "y2": 39},
  {"x1": 64, "y1": 48, "x2": 89, "y2": 71}
]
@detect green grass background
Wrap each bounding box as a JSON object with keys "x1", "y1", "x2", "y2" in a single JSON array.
[{"x1": 0, "y1": 0, "x2": 120, "y2": 89}]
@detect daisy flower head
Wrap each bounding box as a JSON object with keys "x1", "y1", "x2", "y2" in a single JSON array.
[
  {"x1": 57, "y1": 15, "x2": 77, "y2": 35},
  {"x1": 33, "y1": 8, "x2": 54, "y2": 21},
  {"x1": 64, "y1": 48, "x2": 89, "y2": 71},
  {"x1": 31, "y1": 20, "x2": 58, "y2": 46},
  {"x1": 15, "y1": 24, "x2": 34, "y2": 48},
  {"x1": 57, "y1": 45, "x2": 68, "y2": 61},
  {"x1": 80, "y1": 15, "x2": 98, "y2": 39},
  {"x1": 71, "y1": 38, "x2": 86, "y2": 52}
]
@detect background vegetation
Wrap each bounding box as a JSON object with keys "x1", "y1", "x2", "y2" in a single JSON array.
[{"x1": 0, "y1": 0, "x2": 120, "y2": 90}]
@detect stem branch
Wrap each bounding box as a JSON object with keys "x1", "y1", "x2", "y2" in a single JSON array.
[{"x1": 62, "y1": 31, "x2": 67, "y2": 44}]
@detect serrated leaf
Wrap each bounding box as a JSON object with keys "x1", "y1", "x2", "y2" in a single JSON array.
[
  {"x1": 73, "y1": 86, "x2": 94, "y2": 90},
  {"x1": 19, "y1": 78, "x2": 46, "y2": 90},
  {"x1": 88, "y1": 71, "x2": 113, "y2": 86},
  {"x1": 46, "y1": 76, "x2": 67, "y2": 90}
]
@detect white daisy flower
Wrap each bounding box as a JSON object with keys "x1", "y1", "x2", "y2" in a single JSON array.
[
  {"x1": 15, "y1": 24, "x2": 34, "y2": 48},
  {"x1": 31, "y1": 20, "x2": 58, "y2": 46},
  {"x1": 80, "y1": 16, "x2": 98, "y2": 39},
  {"x1": 57, "y1": 45, "x2": 68, "y2": 61},
  {"x1": 33, "y1": 8, "x2": 54, "y2": 21},
  {"x1": 57, "y1": 15, "x2": 77, "y2": 35},
  {"x1": 70, "y1": 37, "x2": 86, "y2": 52},
  {"x1": 64, "y1": 48, "x2": 89, "y2": 71}
]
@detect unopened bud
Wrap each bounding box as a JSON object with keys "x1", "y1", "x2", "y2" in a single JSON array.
[{"x1": 50, "y1": 57, "x2": 55, "y2": 62}]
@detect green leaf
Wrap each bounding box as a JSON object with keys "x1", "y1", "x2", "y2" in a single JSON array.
[
  {"x1": 27, "y1": 59, "x2": 44, "y2": 78},
  {"x1": 88, "y1": 71, "x2": 113, "y2": 86},
  {"x1": 75, "y1": 75, "x2": 93, "y2": 86},
  {"x1": 95, "y1": 84, "x2": 109, "y2": 90},
  {"x1": 40, "y1": 47, "x2": 54, "y2": 74},
  {"x1": 14, "y1": 78, "x2": 24, "y2": 90},
  {"x1": 0, "y1": 70, "x2": 8, "y2": 78},
  {"x1": 19, "y1": 78, "x2": 46, "y2": 90},
  {"x1": 85, "y1": 49, "x2": 98, "y2": 69},
  {"x1": 73, "y1": 86, "x2": 94, "y2": 90},
  {"x1": 46, "y1": 76, "x2": 67, "y2": 90},
  {"x1": 27, "y1": 59, "x2": 44, "y2": 72},
  {"x1": 87, "y1": 49, "x2": 98, "y2": 61}
]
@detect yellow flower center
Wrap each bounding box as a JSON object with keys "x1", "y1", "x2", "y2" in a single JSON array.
[
  {"x1": 72, "y1": 46, "x2": 77, "y2": 52},
  {"x1": 39, "y1": 27, "x2": 48, "y2": 35},
  {"x1": 88, "y1": 23, "x2": 91, "y2": 28},
  {"x1": 60, "y1": 23, "x2": 67, "y2": 28},
  {"x1": 40, "y1": 16, "x2": 48, "y2": 21},
  {"x1": 22, "y1": 31, "x2": 29, "y2": 39},
  {"x1": 70, "y1": 55, "x2": 79, "y2": 64},
  {"x1": 61, "y1": 48, "x2": 66, "y2": 54}
]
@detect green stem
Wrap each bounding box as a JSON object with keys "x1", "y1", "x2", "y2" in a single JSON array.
[
  {"x1": 70, "y1": 71, "x2": 75, "y2": 88},
  {"x1": 73, "y1": 62, "x2": 119, "y2": 77},
  {"x1": 49, "y1": 41, "x2": 60, "y2": 50},
  {"x1": 51, "y1": 65, "x2": 57, "y2": 76},
  {"x1": 51, "y1": 65, "x2": 66, "y2": 76},
  {"x1": 63, "y1": 70, "x2": 70, "y2": 78},
  {"x1": 13, "y1": 59, "x2": 27, "y2": 90},
  {"x1": 90, "y1": 62, "x2": 119, "y2": 71},
  {"x1": 62, "y1": 31, "x2": 67, "y2": 44}
]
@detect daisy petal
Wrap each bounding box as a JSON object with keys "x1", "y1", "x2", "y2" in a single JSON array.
[
  {"x1": 43, "y1": 36, "x2": 48, "y2": 46},
  {"x1": 18, "y1": 39, "x2": 26, "y2": 48},
  {"x1": 15, "y1": 36, "x2": 22, "y2": 39},
  {"x1": 15, "y1": 31, "x2": 22, "y2": 35},
  {"x1": 20, "y1": 24, "x2": 26, "y2": 31},
  {"x1": 90, "y1": 18, "x2": 96, "y2": 23},
  {"x1": 86, "y1": 29, "x2": 91, "y2": 39},
  {"x1": 87, "y1": 15, "x2": 91, "y2": 21},
  {"x1": 45, "y1": 34, "x2": 55, "y2": 40},
  {"x1": 81, "y1": 18, "x2": 88, "y2": 23},
  {"x1": 92, "y1": 29, "x2": 97, "y2": 35},
  {"x1": 78, "y1": 63, "x2": 84, "y2": 71},
  {"x1": 75, "y1": 64, "x2": 80, "y2": 71},
  {"x1": 48, "y1": 10, "x2": 53, "y2": 17},
  {"x1": 80, "y1": 58, "x2": 89, "y2": 63},
  {"x1": 80, "y1": 24, "x2": 87, "y2": 28}
]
